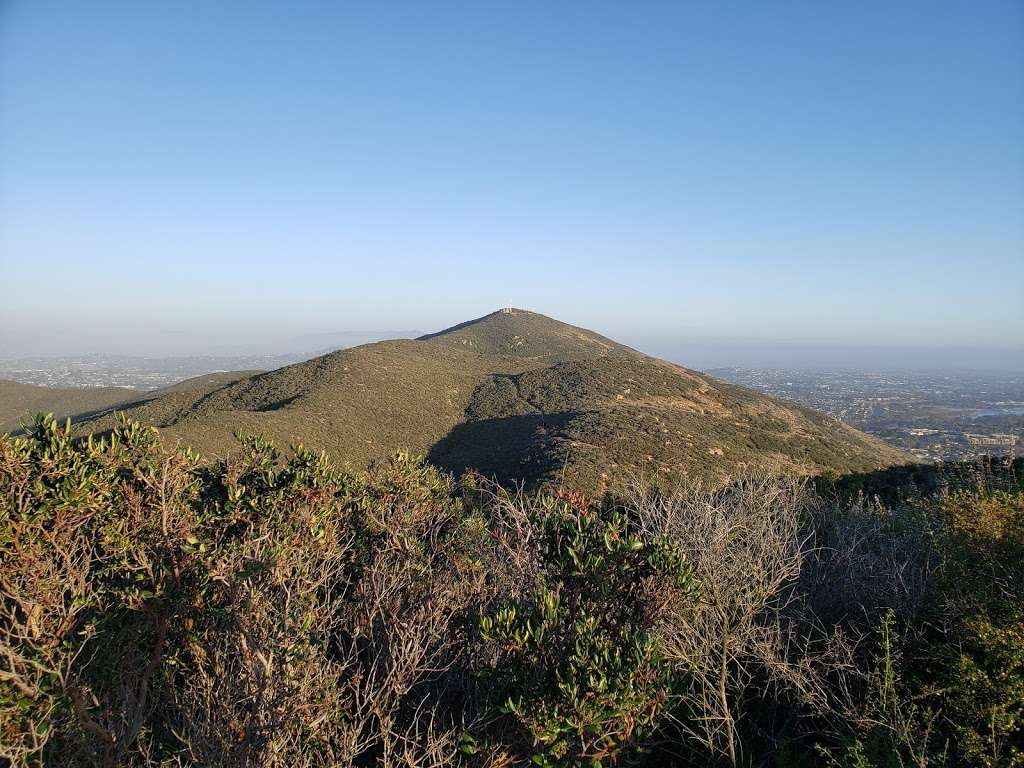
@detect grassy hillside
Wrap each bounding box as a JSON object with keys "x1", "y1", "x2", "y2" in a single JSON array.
[
  {"x1": 430, "y1": 356, "x2": 907, "y2": 489},
  {"x1": 69, "y1": 309, "x2": 907, "y2": 487},
  {"x1": 0, "y1": 380, "x2": 136, "y2": 432},
  {"x1": 77, "y1": 341, "x2": 519, "y2": 464},
  {"x1": 417, "y1": 308, "x2": 633, "y2": 359},
  {"x1": 0, "y1": 371, "x2": 259, "y2": 434}
]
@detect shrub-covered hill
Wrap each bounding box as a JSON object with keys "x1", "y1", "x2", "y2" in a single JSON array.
[
  {"x1": 67, "y1": 310, "x2": 907, "y2": 488},
  {"x1": 428, "y1": 355, "x2": 908, "y2": 489},
  {"x1": 0, "y1": 380, "x2": 135, "y2": 433},
  {"x1": 0, "y1": 371, "x2": 260, "y2": 435},
  {"x1": 416, "y1": 308, "x2": 633, "y2": 358},
  {"x1": 2, "y1": 416, "x2": 1020, "y2": 768}
]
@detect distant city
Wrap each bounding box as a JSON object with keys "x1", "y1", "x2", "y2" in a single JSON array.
[
  {"x1": 0, "y1": 354, "x2": 310, "y2": 390},
  {"x1": 710, "y1": 368, "x2": 1023, "y2": 462}
]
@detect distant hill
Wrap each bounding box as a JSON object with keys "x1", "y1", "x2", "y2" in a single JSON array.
[
  {"x1": 0, "y1": 380, "x2": 137, "y2": 433},
  {"x1": 67, "y1": 309, "x2": 908, "y2": 490},
  {"x1": 0, "y1": 371, "x2": 259, "y2": 434}
]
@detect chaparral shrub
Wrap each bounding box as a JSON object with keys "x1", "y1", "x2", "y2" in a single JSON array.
[{"x1": 1, "y1": 416, "x2": 1021, "y2": 767}]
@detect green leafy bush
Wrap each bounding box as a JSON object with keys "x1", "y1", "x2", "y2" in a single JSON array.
[
  {"x1": 818, "y1": 466, "x2": 1024, "y2": 768},
  {"x1": 478, "y1": 490, "x2": 695, "y2": 766}
]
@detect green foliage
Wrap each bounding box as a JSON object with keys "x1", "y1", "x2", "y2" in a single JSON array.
[
  {"x1": 0, "y1": 416, "x2": 1018, "y2": 768},
  {"x1": 0, "y1": 413, "x2": 205, "y2": 765},
  {"x1": 921, "y1": 484, "x2": 1024, "y2": 767},
  {"x1": 0, "y1": 416, "x2": 472, "y2": 766},
  {"x1": 479, "y1": 492, "x2": 696, "y2": 766},
  {"x1": 819, "y1": 468, "x2": 1024, "y2": 768},
  {"x1": 938, "y1": 617, "x2": 1024, "y2": 767}
]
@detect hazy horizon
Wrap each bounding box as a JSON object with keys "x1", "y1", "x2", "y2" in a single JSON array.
[
  {"x1": 2, "y1": 2, "x2": 1022, "y2": 365},
  {"x1": 1, "y1": 310, "x2": 1021, "y2": 374}
]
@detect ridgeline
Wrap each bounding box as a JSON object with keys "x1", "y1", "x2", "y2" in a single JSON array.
[{"x1": 51, "y1": 309, "x2": 908, "y2": 489}]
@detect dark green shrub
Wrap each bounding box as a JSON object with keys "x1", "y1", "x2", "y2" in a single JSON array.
[{"x1": 478, "y1": 490, "x2": 696, "y2": 766}]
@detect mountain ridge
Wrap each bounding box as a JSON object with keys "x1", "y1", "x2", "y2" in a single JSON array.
[{"x1": 21, "y1": 309, "x2": 907, "y2": 489}]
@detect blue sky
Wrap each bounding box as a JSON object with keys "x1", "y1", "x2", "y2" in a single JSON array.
[{"x1": 1, "y1": 1, "x2": 1022, "y2": 365}]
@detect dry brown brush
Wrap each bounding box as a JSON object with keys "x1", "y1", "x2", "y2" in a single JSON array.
[{"x1": 2, "y1": 416, "x2": 1014, "y2": 768}]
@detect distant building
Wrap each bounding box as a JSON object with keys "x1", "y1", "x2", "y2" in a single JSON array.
[{"x1": 966, "y1": 433, "x2": 1018, "y2": 448}]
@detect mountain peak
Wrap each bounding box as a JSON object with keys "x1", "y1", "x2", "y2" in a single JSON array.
[
  {"x1": 417, "y1": 309, "x2": 632, "y2": 359},
  {"x1": 63, "y1": 309, "x2": 908, "y2": 492}
]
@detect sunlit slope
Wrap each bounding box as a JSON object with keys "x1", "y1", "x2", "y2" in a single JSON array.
[
  {"x1": 74, "y1": 310, "x2": 908, "y2": 486},
  {"x1": 428, "y1": 355, "x2": 909, "y2": 489},
  {"x1": 0, "y1": 380, "x2": 136, "y2": 433},
  {"x1": 77, "y1": 340, "x2": 522, "y2": 463},
  {"x1": 418, "y1": 308, "x2": 634, "y2": 359}
]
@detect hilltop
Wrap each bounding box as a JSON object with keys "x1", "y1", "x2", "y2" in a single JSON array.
[
  {"x1": 61, "y1": 309, "x2": 907, "y2": 489},
  {"x1": 417, "y1": 308, "x2": 632, "y2": 358}
]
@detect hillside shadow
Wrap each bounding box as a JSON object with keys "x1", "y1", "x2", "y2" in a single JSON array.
[
  {"x1": 428, "y1": 411, "x2": 576, "y2": 485},
  {"x1": 256, "y1": 393, "x2": 302, "y2": 412},
  {"x1": 5, "y1": 392, "x2": 159, "y2": 436},
  {"x1": 73, "y1": 394, "x2": 161, "y2": 422},
  {"x1": 416, "y1": 311, "x2": 493, "y2": 341},
  {"x1": 815, "y1": 455, "x2": 1023, "y2": 504}
]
